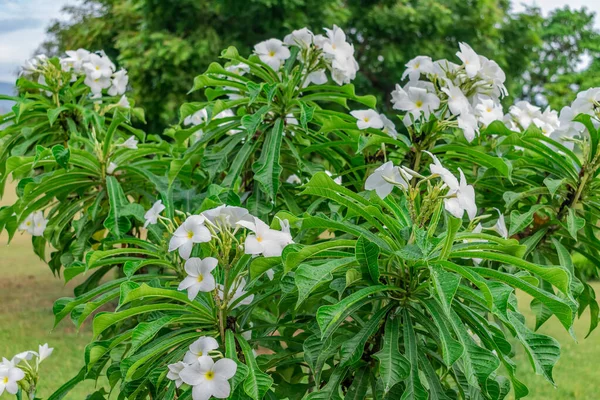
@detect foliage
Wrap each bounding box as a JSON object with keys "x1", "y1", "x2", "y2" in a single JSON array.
[{"x1": 2, "y1": 22, "x2": 600, "y2": 400}]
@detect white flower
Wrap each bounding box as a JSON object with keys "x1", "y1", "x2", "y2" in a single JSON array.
[
  {"x1": 475, "y1": 98, "x2": 503, "y2": 126},
  {"x1": 571, "y1": 87, "x2": 600, "y2": 115},
  {"x1": 108, "y1": 69, "x2": 128, "y2": 96},
  {"x1": 20, "y1": 55, "x2": 48, "y2": 77},
  {"x1": 169, "y1": 215, "x2": 211, "y2": 260},
  {"x1": 283, "y1": 28, "x2": 314, "y2": 49},
  {"x1": 550, "y1": 106, "x2": 584, "y2": 149},
  {"x1": 320, "y1": 25, "x2": 358, "y2": 85},
  {"x1": 180, "y1": 357, "x2": 237, "y2": 400},
  {"x1": 84, "y1": 75, "x2": 111, "y2": 95},
  {"x1": 254, "y1": 39, "x2": 290, "y2": 70},
  {"x1": 106, "y1": 162, "x2": 118, "y2": 175},
  {"x1": 534, "y1": 107, "x2": 560, "y2": 136},
  {"x1": 441, "y1": 82, "x2": 471, "y2": 116},
  {"x1": 35, "y1": 343, "x2": 53, "y2": 363},
  {"x1": 493, "y1": 209, "x2": 508, "y2": 239},
  {"x1": 10, "y1": 352, "x2": 34, "y2": 364},
  {"x1": 286, "y1": 174, "x2": 301, "y2": 184},
  {"x1": 183, "y1": 336, "x2": 220, "y2": 364},
  {"x1": 118, "y1": 135, "x2": 138, "y2": 150},
  {"x1": 391, "y1": 85, "x2": 440, "y2": 121},
  {"x1": 61, "y1": 49, "x2": 91, "y2": 73},
  {"x1": 478, "y1": 56, "x2": 507, "y2": 97},
  {"x1": 350, "y1": 109, "x2": 384, "y2": 130},
  {"x1": 457, "y1": 112, "x2": 479, "y2": 142},
  {"x1": 117, "y1": 95, "x2": 130, "y2": 108},
  {"x1": 144, "y1": 200, "x2": 165, "y2": 228},
  {"x1": 83, "y1": 53, "x2": 115, "y2": 80},
  {"x1": 456, "y1": 42, "x2": 481, "y2": 78},
  {"x1": 167, "y1": 361, "x2": 187, "y2": 388},
  {"x1": 237, "y1": 217, "x2": 293, "y2": 257},
  {"x1": 304, "y1": 69, "x2": 328, "y2": 87},
  {"x1": 225, "y1": 63, "x2": 250, "y2": 76},
  {"x1": 365, "y1": 161, "x2": 411, "y2": 199},
  {"x1": 380, "y1": 114, "x2": 398, "y2": 139},
  {"x1": 322, "y1": 25, "x2": 354, "y2": 61},
  {"x1": 426, "y1": 151, "x2": 459, "y2": 191},
  {"x1": 0, "y1": 362, "x2": 25, "y2": 396},
  {"x1": 18, "y1": 211, "x2": 47, "y2": 237},
  {"x1": 201, "y1": 205, "x2": 251, "y2": 232},
  {"x1": 178, "y1": 257, "x2": 218, "y2": 300},
  {"x1": 217, "y1": 278, "x2": 254, "y2": 309},
  {"x1": 185, "y1": 109, "x2": 209, "y2": 127},
  {"x1": 508, "y1": 101, "x2": 541, "y2": 130},
  {"x1": 444, "y1": 169, "x2": 477, "y2": 220},
  {"x1": 402, "y1": 56, "x2": 434, "y2": 81}
]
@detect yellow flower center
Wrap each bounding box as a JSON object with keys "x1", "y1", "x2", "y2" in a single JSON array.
[
  {"x1": 2, "y1": 377, "x2": 8, "y2": 384},
  {"x1": 187, "y1": 231, "x2": 194, "y2": 239},
  {"x1": 26, "y1": 221, "x2": 31, "y2": 226},
  {"x1": 486, "y1": 107, "x2": 492, "y2": 113},
  {"x1": 198, "y1": 351, "x2": 203, "y2": 356},
  {"x1": 197, "y1": 274, "x2": 204, "y2": 283},
  {"x1": 256, "y1": 236, "x2": 263, "y2": 243},
  {"x1": 205, "y1": 371, "x2": 215, "y2": 381},
  {"x1": 269, "y1": 51, "x2": 276, "y2": 57},
  {"x1": 415, "y1": 63, "x2": 420, "y2": 68},
  {"x1": 364, "y1": 117, "x2": 370, "y2": 122},
  {"x1": 332, "y1": 44, "x2": 337, "y2": 49},
  {"x1": 415, "y1": 100, "x2": 423, "y2": 108}
]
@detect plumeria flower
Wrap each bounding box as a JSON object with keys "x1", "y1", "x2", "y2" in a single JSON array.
[
  {"x1": 83, "y1": 53, "x2": 115, "y2": 80},
  {"x1": 106, "y1": 162, "x2": 118, "y2": 175},
  {"x1": 225, "y1": 63, "x2": 250, "y2": 76},
  {"x1": 254, "y1": 39, "x2": 290, "y2": 70},
  {"x1": 144, "y1": 200, "x2": 165, "y2": 228},
  {"x1": 169, "y1": 215, "x2": 211, "y2": 260},
  {"x1": 0, "y1": 359, "x2": 25, "y2": 396},
  {"x1": 283, "y1": 28, "x2": 314, "y2": 49},
  {"x1": 286, "y1": 174, "x2": 301, "y2": 184},
  {"x1": 391, "y1": 85, "x2": 440, "y2": 122},
  {"x1": 167, "y1": 361, "x2": 187, "y2": 388},
  {"x1": 457, "y1": 112, "x2": 479, "y2": 142},
  {"x1": 380, "y1": 114, "x2": 398, "y2": 139},
  {"x1": 180, "y1": 357, "x2": 237, "y2": 400},
  {"x1": 475, "y1": 98, "x2": 503, "y2": 126},
  {"x1": 20, "y1": 54, "x2": 47, "y2": 77},
  {"x1": 183, "y1": 336, "x2": 220, "y2": 364},
  {"x1": 426, "y1": 151, "x2": 459, "y2": 191},
  {"x1": 478, "y1": 56, "x2": 507, "y2": 97},
  {"x1": 444, "y1": 169, "x2": 477, "y2": 220},
  {"x1": 61, "y1": 49, "x2": 91, "y2": 73},
  {"x1": 456, "y1": 42, "x2": 481, "y2": 78},
  {"x1": 184, "y1": 109, "x2": 209, "y2": 127},
  {"x1": 571, "y1": 87, "x2": 600, "y2": 115},
  {"x1": 322, "y1": 25, "x2": 354, "y2": 61},
  {"x1": 493, "y1": 209, "x2": 508, "y2": 239},
  {"x1": 365, "y1": 161, "x2": 411, "y2": 199},
  {"x1": 178, "y1": 257, "x2": 218, "y2": 300},
  {"x1": 201, "y1": 205, "x2": 251, "y2": 232},
  {"x1": 117, "y1": 95, "x2": 130, "y2": 108},
  {"x1": 217, "y1": 278, "x2": 254, "y2": 309},
  {"x1": 350, "y1": 110, "x2": 384, "y2": 130},
  {"x1": 18, "y1": 211, "x2": 48, "y2": 237},
  {"x1": 237, "y1": 217, "x2": 293, "y2": 257},
  {"x1": 304, "y1": 69, "x2": 328, "y2": 87},
  {"x1": 118, "y1": 135, "x2": 138, "y2": 150},
  {"x1": 108, "y1": 69, "x2": 128, "y2": 96},
  {"x1": 441, "y1": 82, "x2": 471, "y2": 116},
  {"x1": 84, "y1": 75, "x2": 111, "y2": 95},
  {"x1": 402, "y1": 56, "x2": 434, "y2": 81},
  {"x1": 37, "y1": 343, "x2": 53, "y2": 362}
]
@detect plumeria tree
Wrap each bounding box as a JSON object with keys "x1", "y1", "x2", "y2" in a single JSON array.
[{"x1": 1, "y1": 24, "x2": 599, "y2": 400}]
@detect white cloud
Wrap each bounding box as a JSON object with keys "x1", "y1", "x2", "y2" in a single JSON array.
[{"x1": 0, "y1": 0, "x2": 77, "y2": 82}]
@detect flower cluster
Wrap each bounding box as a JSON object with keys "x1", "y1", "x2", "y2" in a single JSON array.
[
  {"x1": 350, "y1": 110, "x2": 398, "y2": 139},
  {"x1": 18, "y1": 211, "x2": 48, "y2": 237},
  {"x1": 503, "y1": 100, "x2": 560, "y2": 136},
  {"x1": 167, "y1": 337, "x2": 237, "y2": 400},
  {"x1": 255, "y1": 25, "x2": 359, "y2": 85},
  {"x1": 0, "y1": 344, "x2": 53, "y2": 397},
  {"x1": 391, "y1": 43, "x2": 508, "y2": 142},
  {"x1": 20, "y1": 49, "x2": 130, "y2": 106}
]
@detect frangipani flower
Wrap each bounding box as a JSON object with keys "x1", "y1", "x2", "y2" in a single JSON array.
[
  {"x1": 365, "y1": 161, "x2": 410, "y2": 199},
  {"x1": 350, "y1": 110, "x2": 384, "y2": 130},
  {"x1": 201, "y1": 205, "x2": 251, "y2": 232},
  {"x1": 286, "y1": 174, "x2": 301, "y2": 184},
  {"x1": 444, "y1": 169, "x2": 477, "y2": 220},
  {"x1": 169, "y1": 215, "x2": 211, "y2": 260},
  {"x1": 391, "y1": 85, "x2": 440, "y2": 121},
  {"x1": 117, "y1": 95, "x2": 130, "y2": 108},
  {"x1": 426, "y1": 151, "x2": 459, "y2": 191},
  {"x1": 167, "y1": 361, "x2": 187, "y2": 388},
  {"x1": 380, "y1": 114, "x2": 398, "y2": 139},
  {"x1": 106, "y1": 162, "x2": 118, "y2": 175},
  {"x1": 0, "y1": 362, "x2": 24, "y2": 396},
  {"x1": 457, "y1": 112, "x2": 479, "y2": 142},
  {"x1": 144, "y1": 200, "x2": 165, "y2": 228},
  {"x1": 18, "y1": 211, "x2": 48, "y2": 237},
  {"x1": 118, "y1": 135, "x2": 138, "y2": 150},
  {"x1": 283, "y1": 28, "x2": 314, "y2": 49},
  {"x1": 180, "y1": 357, "x2": 237, "y2": 400},
  {"x1": 475, "y1": 98, "x2": 503, "y2": 127},
  {"x1": 61, "y1": 49, "x2": 91, "y2": 73},
  {"x1": 83, "y1": 53, "x2": 115, "y2": 80},
  {"x1": 37, "y1": 343, "x2": 54, "y2": 362},
  {"x1": 254, "y1": 39, "x2": 290, "y2": 70},
  {"x1": 225, "y1": 63, "x2": 250, "y2": 76},
  {"x1": 456, "y1": 42, "x2": 481, "y2": 78},
  {"x1": 237, "y1": 217, "x2": 293, "y2": 257},
  {"x1": 217, "y1": 278, "x2": 254, "y2": 309},
  {"x1": 183, "y1": 336, "x2": 220, "y2": 364},
  {"x1": 402, "y1": 56, "x2": 434, "y2": 81},
  {"x1": 494, "y1": 209, "x2": 508, "y2": 239},
  {"x1": 178, "y1": 257, "x2": 218, "y2": 300},
  {"x1": 108, "y1": 69, "x2": 128, "y2": 96},
  {"x1": 441, "y1": 82, "x2": 471, "y2": 116}
]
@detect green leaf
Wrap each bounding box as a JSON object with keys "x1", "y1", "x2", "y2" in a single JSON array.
[
  {"x1": 438, "y1": 214, "x2": 461, "y2": 260},
  {"x1": 543, "y1": 178, "x2": 563, "y2": 197},
  {"x1": 566, "y1": 208, "x2": 585, "y2": 240},
  {"x1": 252, "y1": 118, "x2": 283, "y2": 200},
  {"x1": 225, "y1": 330, "x2": 248, "y2": 392},
  {"x1": 237, "y1": 335, "x2": 273, "y2": 400},
  {"x1": 241, "y1": 105, "x2": 269, "y2": 135},
  {"x1": 430, "y1": 265, "x2": 460, "y2": 316},
  {"x1": 344, "y1": 367, "x2": 371, "y2": 400},
  {"x1": 401, "y1": 311, "x2": 428, "y2": 400},
  {"x1": 52, "y1": 145, "x2": 70, "y2": 169},
  {"x1": 374, "y1": 315, "x2": 410, "y2": 395},
  {"x1": 356, "y1": 236, "x2": 380, "y2": 282},
  {"x1": 295, "y1": 257, "x2": 355, "y2": 307}
]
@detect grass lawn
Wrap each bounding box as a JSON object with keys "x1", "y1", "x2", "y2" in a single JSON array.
[{"x1": 1, "y1": 187, "x2": 599, "y2": 399}]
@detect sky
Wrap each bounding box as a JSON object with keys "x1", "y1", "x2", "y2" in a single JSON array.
[{"x1": 0, "y1": 0, "x2": 599, "y2": 83}]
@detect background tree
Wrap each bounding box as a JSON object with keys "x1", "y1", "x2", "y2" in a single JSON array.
[{"x1": 41, "y1": 1, "x2": 598, "y2": 132}]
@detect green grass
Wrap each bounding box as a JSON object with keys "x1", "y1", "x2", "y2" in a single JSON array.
[{"x1": 1, "y1": 188, "x2": 599, "y2": 399}]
